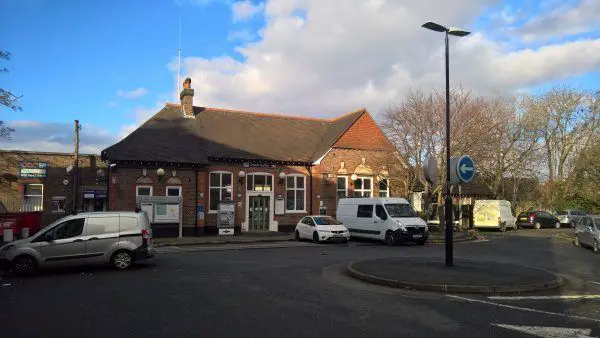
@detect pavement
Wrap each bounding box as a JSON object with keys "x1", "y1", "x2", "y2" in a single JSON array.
[
  {"x1": 1, "y1": 228, "x2": 599, "y2": 338},
  {"x1": 153, "y1": 232, "x2": 294, "y2": 247},
  {"x1": 347, "y1": 257, "x2": 562, "y2": 293}
]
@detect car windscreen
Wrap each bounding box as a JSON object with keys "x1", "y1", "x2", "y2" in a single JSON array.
[
  {"x1": 556, "y1": 210, "x2": 567, "y2": 215},
  {"x1": 313, "y1": 217, "x2": 341, "y2": 225},
  {"x1": 384, "y1": 204, "x2": 417, "y2": 218}
]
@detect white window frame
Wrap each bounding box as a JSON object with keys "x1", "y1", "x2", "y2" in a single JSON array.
[
  {"x1": 209, "y1": 171, "x2": 233, "y2": 213},
  {"x1": 379, "y1": 178, "x2": 390, "y2": 197},
  {"x1": 165, "y1": 186, "x2": 182, "y2": 197},
  {"x1": 136, "y1": 185, "x2": 153, "y2": 197},
  {"x1": 354, "y1": 177, "x2": 373, "y2": 197},
  {"x1": 286, "y1": 174, "x2": 306, "y2": 213},
  {"x1": 337, "y1": 176, "x2": 348, "y2": 199},
  {"x1": 23, "y1": 183, "x2": 44, "y2": 211},
  {"x1": 246, "y1": 172, "x2": 274, "y2": 192}
]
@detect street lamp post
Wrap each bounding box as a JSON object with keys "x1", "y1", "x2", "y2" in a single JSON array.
[{"x1": 422, "y1": 21, "x2": 470, "y2": 267}]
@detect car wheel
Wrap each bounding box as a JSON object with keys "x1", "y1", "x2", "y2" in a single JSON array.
[
  {"x1": 555, "y1": 222, "x2": 561, "y2": 229},
  {"x1": 295, "y1": 230, "x2": 301, "y2": 241},
  {"x1": 12, "y1": 255, "x2": 38, "y2": 276},
  {"x1": 312, "y1": 232, "x2": 320, "y2": 244},
  {"x1": 111, "y1": 250, "x2": 133, "y2": 270},
  {"x1": 594, "y1": 240, "x2": 599, "y2": 254},
  {"x1": 570, "y1": 221, "x2": 576, "y2": 228},
  {"x1": 574, "y1": 235, "x2": 580, "y2": 247},
  {"x1": 534, "y1": 222, "x2": 541, "y2": 229},
  {"x1": 514, "y1": 223, "x2": 519, "y2": 230},
  {"x1": 385, "y1": 230, "x2": 397, "y2": 246},
  {"x1": 500, "y1": 222, "x2": 507, "y2": 232}
]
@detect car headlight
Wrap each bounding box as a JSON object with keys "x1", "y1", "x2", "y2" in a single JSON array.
[
  {"x1": 396, "y1": 221, "x2": 406, "y2": 231},
  {"x1": 0, "y1": 244, "x2": 15, "y2": 253}
]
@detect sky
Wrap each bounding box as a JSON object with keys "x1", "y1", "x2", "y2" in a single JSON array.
[{"x1": 0, "y1": 0, "x2": 599, "y2": 154}]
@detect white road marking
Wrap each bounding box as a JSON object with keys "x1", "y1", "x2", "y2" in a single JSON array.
[
  {"x1": 446, "y1": 295, "x2": 600, "y2": 323},
  {"x1": 492, "y1": 324, "x2": 594, "y2": 338},
  {"x1": 488, "y1": 295, "x2": 600, "y2": 301}
]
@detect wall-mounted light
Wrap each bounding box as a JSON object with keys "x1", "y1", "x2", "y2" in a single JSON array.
[
  {"x1": 351, "y1": 173, "x2": 358, "y2": 181},
  {"x1": 238, "y1": 170, "x2": 246, "y2": 185},
  {"x1": 157, "y1": 168, "x2": 165, "y2": 181},
  {"x1": 278, "y1": 171, "x2": 286, "y2": 185}
]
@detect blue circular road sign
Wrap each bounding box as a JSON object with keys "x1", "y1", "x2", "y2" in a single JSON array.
[{"x1": 456, "y1": 155, "x2": 475, "y2": 183}]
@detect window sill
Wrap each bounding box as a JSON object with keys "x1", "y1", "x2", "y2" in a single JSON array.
[{"x1": 285, "y1": 210, "x2": 308, "y2": 214}]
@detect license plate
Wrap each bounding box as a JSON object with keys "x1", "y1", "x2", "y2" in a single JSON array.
[
  {"x1": 413, "y1": 234, "x2": 423, "y2": 239},
  {"x1": 519, "y1": 218, "x2": 527, "y2": 221},
  {"x1": 333, "y1": 234, "x2": 343, "y2": 237}
]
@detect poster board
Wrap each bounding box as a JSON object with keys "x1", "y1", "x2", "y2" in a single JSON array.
[{"x1": 275, "y1": 195, "x2": 285, "y2": 215}]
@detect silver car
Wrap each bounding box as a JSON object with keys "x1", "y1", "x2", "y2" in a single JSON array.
[
  {"x1": 0, "y1": 211, "x2": 154, "y2": 275},
  {"x1": 574, "y1": 215, "x2": 600, "y2": 253}
]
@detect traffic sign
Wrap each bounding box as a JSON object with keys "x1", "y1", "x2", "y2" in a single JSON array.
[
  {"x1": 423, "y1": 156, "x2": 438, "y2": 185},
  {"x1": 456, "y1": 155, "x2": 475, "y2": 183}
]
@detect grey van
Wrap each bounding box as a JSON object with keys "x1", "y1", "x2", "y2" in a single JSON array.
[
  {"x1": 0, "y1": 211, "x2": 154, "y2": 275},
  {"x1": 574, "y1": 215, "x2": 600, "y2": 253},
  {"x1": 556, "y1": 209, "x2": 588, "y2": 228}
]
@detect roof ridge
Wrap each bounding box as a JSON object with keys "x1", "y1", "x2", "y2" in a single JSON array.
[
  {"x1": 332, "y1": 107, "x2": 366, "y2": 120},
  {"x1": 198, "y1": 106, "x2": 333, "y2": 122}
]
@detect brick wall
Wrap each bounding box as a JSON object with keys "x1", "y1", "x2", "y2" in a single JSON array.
[
  {"x1": 313, "y1": 148, "x2": 408, "y2": 218},
  {"x1": 333, "y1": 112, "x2": 394, "y2": 150},
  {"x1": 108, "y1": 167, "x2": 198, "y2": 236},
  {"x1": 0, "y1": 151, "x2": 106, "y2": 226}
]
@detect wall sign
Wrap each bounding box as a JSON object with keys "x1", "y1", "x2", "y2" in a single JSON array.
[
  {"x1": 18, "y1": 161, "x2": 48, "y2": 178},
  {"x1": 243, "y1": 162, "x2": 276, "y2": 168},
  {"x1": 275, "y1": 195, "x2": 285, "y2": 215}
]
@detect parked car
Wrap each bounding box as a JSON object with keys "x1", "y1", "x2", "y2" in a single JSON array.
[
  {"x1": 0, "y1": 211, "x2": 154, "y2": 275},
  {"x1": 294, "y1": 215, "x2": 350, "y2": 243},
  {"x1": 555, "y1": 209, "x2": 588, "y2": 228},
  {"x1": 574, "y1": 215, "x2": 600, "y2": 253},
  {"x1": 516, "y1": 211, "x2": 561, "y2": 229},
  {"x1": 337, "y1": 197, "x2": 428, "y2": 246},
  {"x1": 473, "y1": 200, "x2": 517, "y2": 231}
]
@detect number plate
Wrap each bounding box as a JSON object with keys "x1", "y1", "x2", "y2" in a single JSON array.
[
  {"x1": 519, "y1": 218, "x2": 527, "y2": 221},
  {"x1": 413, "y1": 234, "x2": 423, "y2": 239}
]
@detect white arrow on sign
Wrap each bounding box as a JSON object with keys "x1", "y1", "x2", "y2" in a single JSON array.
[
  {"x1": 460, "y1": 164, "x2": 473, "y2": 174},
  {"x1": 492, "y1": 324, "x2": 594, "y2": 337}
]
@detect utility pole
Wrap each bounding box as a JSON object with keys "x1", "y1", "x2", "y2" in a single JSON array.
[{"x1": 72, "y1": 120, "x2": 80, "y2": 214}]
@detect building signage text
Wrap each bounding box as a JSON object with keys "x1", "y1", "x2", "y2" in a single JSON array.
[{"x1": 18, "y1": 161, "x2": 48, "y2": 178}]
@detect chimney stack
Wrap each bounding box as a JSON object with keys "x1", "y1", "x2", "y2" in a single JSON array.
[{"x1": 180, "y1": 77, "x2": 195, "y2": 118}]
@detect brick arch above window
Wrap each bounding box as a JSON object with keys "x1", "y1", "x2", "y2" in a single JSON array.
[
  {"x1": 136, "y1": 176, "x2": 153, "y2": 184},
  {"x1": 166, "y1": 176, "x2": 182, "y2": 185}
]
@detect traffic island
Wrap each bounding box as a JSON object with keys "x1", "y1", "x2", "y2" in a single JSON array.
[{"x1": 346, "y1": 257, "x2": 563, "y2": 294}]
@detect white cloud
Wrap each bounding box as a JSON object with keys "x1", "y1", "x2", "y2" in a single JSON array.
[
  {"x1": 0, "y1": 121, "x2": 115, "y2": 154},
  {"x1": 232, "y1": 1, "x2": 264, "y2": 22},
  {"x1": 179, "y1": 0, "x2": 600, "y2": 119},
  {"x1": 116, "y1": 87, "x2": 148, "y2": 99},
  {"x1": 228, "y1": 29, "x2": 255, "y2": 41},
  {"x1": 108, "y1": 101, "x2": 117, "y2": 107},
  {"x1": 517, "y1": 0, "x2": 600, "y2": 42}
]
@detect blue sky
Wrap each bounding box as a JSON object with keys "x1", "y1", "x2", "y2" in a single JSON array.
[{"x1": 1, "y1": 0, "x2": 599, "y2": 153}]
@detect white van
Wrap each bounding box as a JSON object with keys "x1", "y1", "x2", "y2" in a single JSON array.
[
  {"x1": 337, "y1": 197, "x2": 428, "y2": 245},
  {"x1": 473, "y1": 200, "x2": 516, "y2": 231}
]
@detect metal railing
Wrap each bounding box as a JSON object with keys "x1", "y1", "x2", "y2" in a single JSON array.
[{"x1": 0, "y1": 197, "x2": 43, "y2": 213}]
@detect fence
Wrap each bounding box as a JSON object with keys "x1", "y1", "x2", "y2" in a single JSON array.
[{"x1": 1, "y1": 197, "x2": 43, "y2": 213}]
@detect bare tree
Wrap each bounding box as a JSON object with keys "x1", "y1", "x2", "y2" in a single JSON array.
[
  {"x1": 1, "y1": 50, "x2": 21, "y2": 139},
  {"x1": 523, "y1": 87, "x2": 599, "y2": 183}
]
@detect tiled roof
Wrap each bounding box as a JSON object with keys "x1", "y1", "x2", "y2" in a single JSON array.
[{"x1": 102, "y1": 105, "x2": 366, "y2": 164}]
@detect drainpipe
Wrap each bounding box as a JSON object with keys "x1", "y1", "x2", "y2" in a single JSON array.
[
  {"x1": 194, "y1": 168, "x2": 198, "y2": 237},
  {"x1": 307, "y1": 165, "x2": 313, "y2": 215}
]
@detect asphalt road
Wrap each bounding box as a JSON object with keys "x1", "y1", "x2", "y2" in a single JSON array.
[{"x1": 1, "y1": 229, "x2": 600, "y2": 338}]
